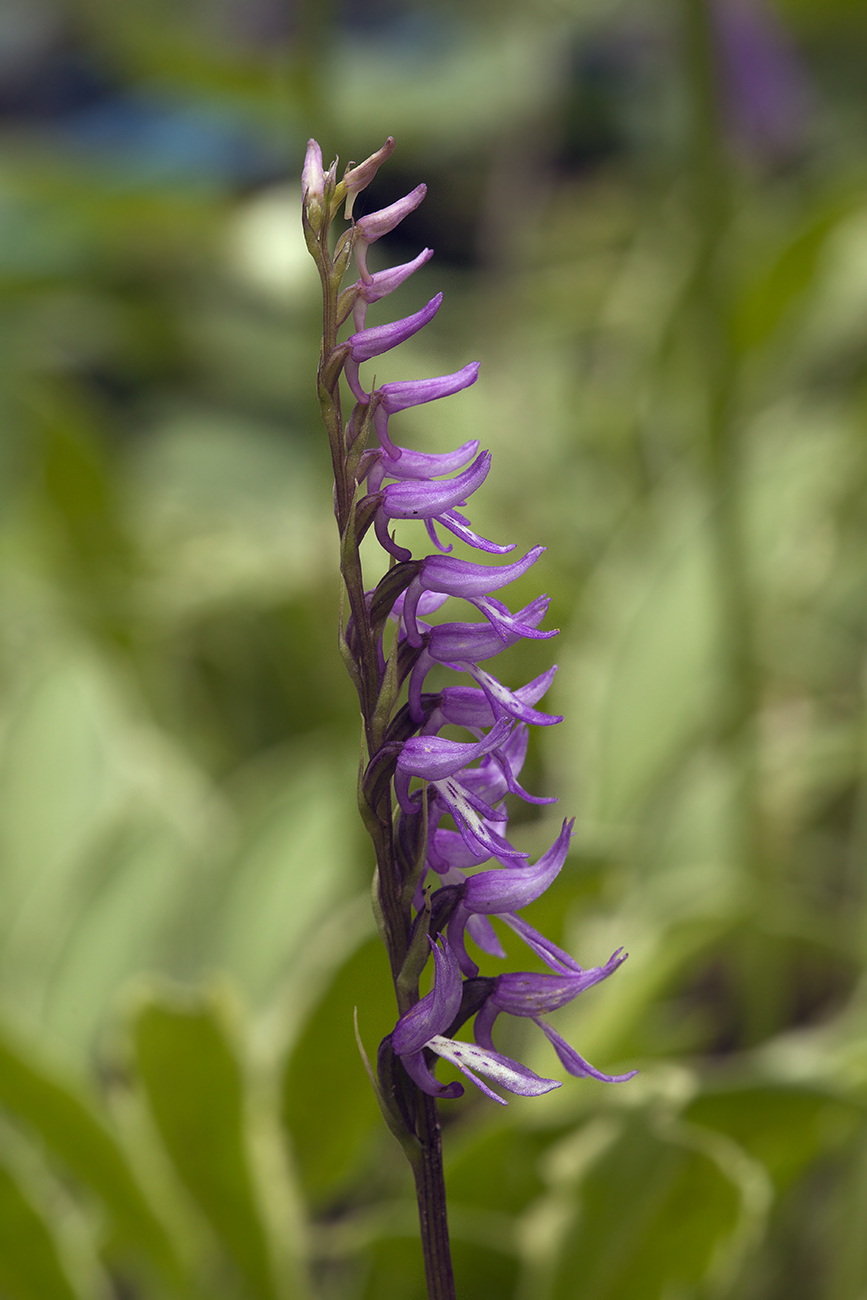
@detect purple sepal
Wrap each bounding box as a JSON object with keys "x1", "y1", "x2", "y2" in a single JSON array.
[
  {"x1": 463, "y1": 819, "x2": 574, "y2": 914},
  {"x1": 377, "y1": 363, "x2": 481, "y2": 414},
  {"x1": 420, "y1": 547, "x2": 546, "y2": 599},
  {"x1": 373, "y1": 364, "x2": 480, "y2": 457},
  {"x1": 424, "y1": 686, "x2": 497, "y2": 734},
  {"x1": 397, "y1": 716, "x2": 512, "y2": 782},
  {"x1": 473, "y1": 997, "x2": 500, "y2": 1051},
  {"x1": 381, "y1": 451, "x2": 491, "y2": 520},
  {"x1": 392, "y1": 939, "x2": 463, "y2": 1055},
  {"x1": 348, "y1": 294, "x2": 443, "y2": 363},
  {"x1": 536, "y1": 1018, "x2": 637, "y2": 1083},
  {"x1": 466, "y1": 913, "x2": 506, "y2": 958},
  {"x1": 402, "y1": 548, "x2": 546, "y2": 646},
  {"x1": 367, "y1": 440, "x2": 480, "y2": 491},
  {"x1": 491, "y1": 949, "x2": 628, "y2": 1016},
  {"x1": 354, "y1": 248, "x2": 434, "y2": 304},
  {"x1": 355, "y1": 184, "x2": 428, "y2": 244}
]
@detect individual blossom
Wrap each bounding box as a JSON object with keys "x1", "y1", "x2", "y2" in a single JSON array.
[
  {"x1": 400, "y1": 548, "x2": 552, "y2": 647},
  {"x1": 473, "y1": 949, "x2": 638, "y2": 1084},
  {"x1": 441, "y1": 819, "x2": 575, "y2": 976},
  {"x1": 391, "y1": 939, "x2": 561, "y2": 1105}
]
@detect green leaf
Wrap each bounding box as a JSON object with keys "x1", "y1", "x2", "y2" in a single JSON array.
[
  {"x1": 0, "y1": 1017, "x2": 184, "y2": 1287},
  {"x1": 733, "y1": 204, "x2": 850, "y2": 353},
  {"x1": 685, "y1": 1083, "x2": 862, "y2": 1192},
  {"x1": 547, "y1": 1114, "x2": 749, "y2": 1300},
  {"x1": 0, "y1": 1156, "x2": 86, "y2": 1300},
  {"x1": 282, "y1": 937, "x2": 389, "y2": 1204},
  {"x1": 554, "y1": 493, "x2": 719, "y2": 827},
  {"x1": 446, "y1": 1125, "x2": 548, "y2": 1218},
  {"x1": 133, "y1": 989, "x2": 280, "y2": 1300},
  {"x1": 214, "y1": 746, "x2": 360, "y2": 1001}
]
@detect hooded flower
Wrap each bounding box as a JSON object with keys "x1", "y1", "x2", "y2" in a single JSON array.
[
  {"x1": 305, "y1": 137, "x2": 634, "y2": 1117},
  {"x1": 473, "y1": 948, "x2": 637, "y2": 1084},
  {"x1": 391, "y1": 939, "x2": 561, "y2": 1105}
]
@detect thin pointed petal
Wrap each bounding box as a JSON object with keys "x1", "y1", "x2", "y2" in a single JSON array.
[
  {"x1": 536, "y1": 1019, "x2": 637, "y2": 1083},
  {"x1": 348, "y1": 294, "x2": 443, "y2": 362},
  {"x1": 433, "y1": 511, "x2": 517, "y2": 555},
  {"x1": 500, "y1": 915, "x2": 585, "y2": 974}
]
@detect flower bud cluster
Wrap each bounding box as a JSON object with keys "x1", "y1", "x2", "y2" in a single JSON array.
[{"x1": 305, "y1": 138, "x2": 634, "y2": 1108}]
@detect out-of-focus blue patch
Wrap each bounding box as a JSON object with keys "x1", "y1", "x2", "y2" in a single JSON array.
[{"x1": 55, "y1": 91, "x2": 281, "y2": 190}]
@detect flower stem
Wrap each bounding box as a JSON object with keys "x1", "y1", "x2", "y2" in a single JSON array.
[
  {"x1": 307, "y1": 161, "x2": 456, "y2": 1298},
  {"x1": 413, "y1": 1093, "x2": 456, "y2": 1300}
]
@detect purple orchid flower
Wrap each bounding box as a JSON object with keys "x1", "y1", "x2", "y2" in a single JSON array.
[
  {"x1": 391, "y1": 940, "x2": 561, "y2": 1105},
  {"x1": 401, "y1": 548, "x2": 550, "y2": 647},
  {"x1": 444, "y1": 819, "x2": 575, "y2": 976},
  {"x1": 305, "y1": 136, "x2": 634, "y2": 1163},
  {"x1": 371, "y1": 450, "x2": 516, "y2": 562},
  {"x1": 353, "y1": 184, "x2": 428, "y2": 283},
  {"x1": 474, "y1": 949, "x2": 637, "y2": 1084},
  {"x1": 372, "y1": 365, "x2": 480, "y2": 459}
]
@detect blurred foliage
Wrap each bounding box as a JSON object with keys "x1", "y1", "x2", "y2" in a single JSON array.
[{"x1": 1, "y1": 0, "x2": 867, "y2": 1296}]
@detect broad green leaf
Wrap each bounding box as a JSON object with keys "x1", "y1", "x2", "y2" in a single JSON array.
[
  {"x1": 0, "y1": 1156, "x2": 87, "y2": 1300},
  {"x1": 685, "y1": 1083, "x2": 862, "y2": 1192},
  {"x1": 0, "y1": 643, "x2": 209, "y2": 1058},
  {"x1": 733, "y1": 204, "x2": 849, "y2": 353},
  {"x1": 358, "y1": 1235, "x2": 425, "y2": 1300},
  {"x1": 0, "y1": 1018, "x2": 184, "y2": 1286},
  {"x1": 133, "y1": 989, "x2": 280, "y2": 1300},
  {"x1": 553, "y1": 492, "x2": 719, "y2": 827},
  {"x1": 547, "y1": 1114, "x2": 749, "y2": 1300},
  {"x1": 446, "y1": 1124, "x2": 548, "y2": 1217},
  {"x1": 282, "y1": 937, "x2": 389, "y2": 1204},
  {"x1": 214, "y1": 745, "x2": 359, "y2": 1001}
]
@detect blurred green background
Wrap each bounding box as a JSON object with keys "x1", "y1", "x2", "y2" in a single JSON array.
[{"x1": 1, "y1": 0, "x2": 866, "y2": 1296}]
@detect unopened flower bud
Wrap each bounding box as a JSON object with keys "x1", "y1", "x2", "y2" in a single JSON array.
[
  {"x1": 302, "y1": 139, "x2": 326, "y2": 228},
  {"x1": 343, "y1": 137, "x2": 396, "y2": 218}
]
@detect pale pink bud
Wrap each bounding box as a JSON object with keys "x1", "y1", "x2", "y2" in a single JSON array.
[
  {"x1": 343, "y1": 137, "x2": 396, "y2": 218},
  {"x1": 302, "y1": 139, "x2": 325, "y2": 205}
]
